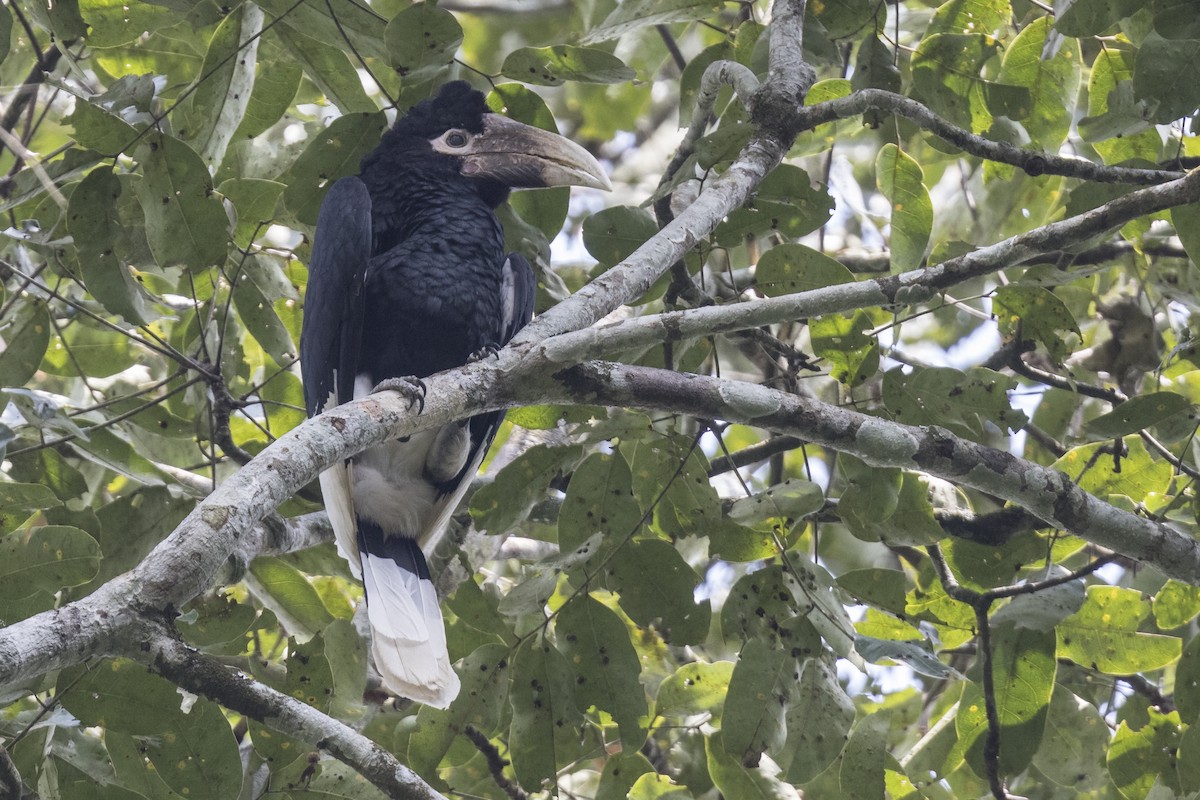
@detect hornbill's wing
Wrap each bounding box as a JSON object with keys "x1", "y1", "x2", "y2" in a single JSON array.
[
  {"x1": 421, "y1": 252, "x2": 537, "y2": 555},
  {"x1": 299, "y1": 176, "x2": 372, "y2": 577}
]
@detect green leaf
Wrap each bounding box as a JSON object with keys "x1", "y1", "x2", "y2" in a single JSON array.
[
  {"x1": 232, "y1": 258, "x2": 297, "y2": 366},
  {"x1": 720, "y1": 638, "x2": 794, "y2": 766},
  {"x1": 785, "y1": 655, "x2": 855, "y2": 782},
  {"x1": 1032, "y1": 686, "x2": 1109, "y2": 792},
  {"x1": 384, "y1": 3, "x2": 462, "y2": 83},
  {"x1": 234, "y1": 55, "x2": 301, "y2": 139},
  {"x1": 282, "y1": 111, "x2": 387, "y2": 226},
  {"x1": 708, "y1": 730, "x2": 796, "y2": 799},
  {"x1": 508, "y1": 633, "x2": 584, "y2": 793},
  {"x1": 470, "y1": 444, "x2": 584, "y2": 534},
  {"x1": 722, "y1": 566, "x2": 813, "y2": 645},
  {"x1": 6, "y1": 447, "x2": 89, "y2": 504},
  {"x1": 1055, "y1": 0, "x2": 1140, "y2": 35},
  {"x1": 810, "y1": 309, "x2": 879, "y2": 387},
  {"x1": 582, "y1": 205, "x2": 658, "y2": 267},
  {"x1": 138, "y1": 694, "x2": 243, "y2": 800},
  {"x1": 0, "y1": 482, "x2": 61, "y2": 513},
  {"x1": 837, "y1": 568, "x2": 908, "y2": 616},
  {"x1": 249, "y1": 556, "x2": 335, "y2": 636},
  {"x1": 1054, "y1": 437, "x2": 1173, "y2": 504},
  {"x1": 629, "y1": 772, "x2": 696, "y2": 799},
  {"x1": 0, "y1": 299, "x2": 51, "y2": 387},
  {"x1": 273, "y1": 25, "x2": 378, "y2": 115},
  {"x1": 1153, "y1": 0, "x2": 1200, "y2": 39},
  {"x1": 1153, "y1": 579, "x2": 1200, "y2": 630},
  {"x1": 728, "y1": 478, "x2": 823, "y2": 526},
  {"x1": 59, "y1": 658, "x2": 189, "y2": 735},
  {"x1": 407, "y1": 642, "x2": 511, "y2": 775},
  {"x1": 836, "y1": 455, "x2": 901, "y2": 541},
  {"x1": 1108, "y1": 709, "x2": 1184, "y2": 800},
  {"x1": 1134, "y1": 34, "x2": 1200, "y2": 124},
  {"x1": 86, "y1": 486, "x2": 192, "y2": 592},
  {"x1": 1080, "y1": 43, "x2": 1161, "y2": 162},
  {"x1": 855, "y1": 635, "x2": 962, "y2": 680},
  {"x1": 1057, "y1": 586, "x2": 1181, "y2": 674},
  {"x1": 69, "y1": 166, "x2": 152, "y2": 323},
  {"x1": 990, "y1": 576, "x2": 1086, "y2": 632},
  {"x1": 179, "y1": 593, "x2": 257, "y2": 646},
  {"x1": 558, "y1": 451, "x2": 642, "y2": 553},
  {"x1": 558, "y1": 595, "x2": 648, "y2": 748},
  {"x1": 0, "y1": 525, "x2": 101, "y2": 602},
  {"x1": 996, "y1": 17, "x2": 1081, "y2": 149},
  {"x1": 875, "y1": 144, "x2": 932, "y2": 273},
  {"x1": 912, "y1": 33, "x2": 1002, "y2": 132},
  {"x1": 134, "y1": 133, "x2": 229, "y2": 271},
  {"x1": 714, "y1": 165, "x2": 834, "y2": 247},
  {"x1": 501, "y1": 46, "x2": 636, "y2": 86},
  {"x1": 656, "y1": 660, "x2": 735, "y2": 721},
  {"x1": 221, "y1": 178, "x2": 286, "y2": 246},
  {"x1": 606, "y1": 539, "x2": 711, "y2": 645},
  {"x1": 883, "y1": 366, "x2": 1027, "y2": 439},
  {"x1": 65, "y1": 99, "x2": 140, "y2": 156},
  {"x1": 839, "y1": 713, "x2": 890, "y2": 799},
  {"x1": 256, "y1": 0, "x2": 387, "y2": 60},
  {"x1": 1177, "y1": 635, "x2": 1200, "y2": 721},
  {"x1": 177, "y1": 3, "x2": 260, "y2": 168},
  {"x1": 597, "y1": 752, "x2": 657, "y2": 800},
  {"x1": 958, "y1": 624, "x2": 1054, "y2": 777},
  {"x1": 581, "y1": 0, "x2": 721, "y2": 44},
  {"x1": 1088, "y1": 392, "x2": 1192, "y2": 439},
  {"x1": 755, "y1": 243, "x2": 854, "y2": 297},
  {"x1": 0, "y1": 3, "x2": 11, "y2": 66},
  {"x1": 284, "y1": 634, "x2": 335, "y2": 711},
  {"x1": 81, "y1": 0, "x2": 173, "y2": 46},
  {"x1": 993, "y1": 284, "x2": 1080, "y2": 363}
]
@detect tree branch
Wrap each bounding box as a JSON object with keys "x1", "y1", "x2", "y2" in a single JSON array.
[
  {"x1": 538, "y1": 168, "x2": 1200, "y2": 365},
  {"x1": 135, "y1": 624, "x2": 445, "y2": 800},
  {"x1": 798, "y1": 89, "x2": 1183, "y2": 185}
]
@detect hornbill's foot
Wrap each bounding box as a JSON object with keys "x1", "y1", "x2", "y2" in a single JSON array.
[
  {"x1": 372, "y1": 376, "x2": 426, "y2": 413},
  {"x1": 467, "y1": 343, "x2": 502, "y2": 363}
]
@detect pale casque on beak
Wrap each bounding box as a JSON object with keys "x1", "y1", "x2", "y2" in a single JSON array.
[{"x1": 431, "y1": 112, "x2": 612, "y2": 191}]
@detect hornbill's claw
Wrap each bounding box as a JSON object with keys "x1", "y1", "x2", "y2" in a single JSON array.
[
  {"x1": 467, "y1": 343, "x2": 502, "y2": 364},
  {"x1": 372, "y1": 376, "x2": 426, "y2": 413}
]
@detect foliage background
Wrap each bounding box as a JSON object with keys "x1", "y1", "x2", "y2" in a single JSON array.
[{"x1": 2, "y1": 0, "x2": 1200, "y2": 798}]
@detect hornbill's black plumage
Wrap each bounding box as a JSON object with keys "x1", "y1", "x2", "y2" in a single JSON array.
[{"x1": 299, "y1": 81, "x2": 609, "y2": 708}]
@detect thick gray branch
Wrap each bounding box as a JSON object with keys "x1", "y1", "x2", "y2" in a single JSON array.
[
  {"x1": 136, "y1": 626, "x2": 444, "y2": 800},
  {"x1": 540, "y1": 167, "x2": 1200, "y2": 363},
  {"x1": 538, "y1": 363, "x2": 1200, "y2": 582}
]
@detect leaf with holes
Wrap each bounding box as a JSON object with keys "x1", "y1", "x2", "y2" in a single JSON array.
[
  {"x1": 558, "y1": 595, "x2": 648, "y2": 749},
  {"x1": 1057, "y1": 586, "x2": 1180, "y2": 674},
  {"x1": 993, "y1": 284, "x2": 1080, "y2": 363},
  {"x1": 502, "y1": 46, "x2": 636, "y2": 86},
  {"x1": 385, "y1": 3, "x2": 462, "y2": 83},
  {"x1": 134, "y1": 133, "x2": 229, "y2": 271},
  {"x1": 508, "y1": 633, "x2": 584, "y2": 792},
  {"x1": 606, "y1": 539, "x2": 710, "y2": 645},
  {"x1": 876, "y1": 145, "x2": 931, "y2": 272}
]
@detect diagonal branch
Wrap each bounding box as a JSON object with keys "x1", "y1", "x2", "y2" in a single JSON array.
[{"x1": 538, "y1": 167, "x2": 1200, "y2": 364}]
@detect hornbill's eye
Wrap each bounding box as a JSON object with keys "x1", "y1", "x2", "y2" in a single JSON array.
[{"x1": 444, "y1": 130, "x2": 469, "y2": 148}]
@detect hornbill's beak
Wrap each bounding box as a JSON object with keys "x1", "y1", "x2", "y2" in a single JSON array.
[{"x1": 438, "y1": 113, "x2": 612, "y2": 191}]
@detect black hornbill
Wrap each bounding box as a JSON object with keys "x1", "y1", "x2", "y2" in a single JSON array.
[{"x1": 299, "y1": 81, "x2": 609, "y2": 708}]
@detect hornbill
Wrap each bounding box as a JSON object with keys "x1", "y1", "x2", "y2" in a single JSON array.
[{"x1": 299, "y1": 81, "x2": 609, "y2": 708}]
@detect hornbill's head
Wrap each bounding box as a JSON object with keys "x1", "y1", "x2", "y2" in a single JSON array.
[{"x1": 374, "y1": 81, "x2": 611, "y2": 202}]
